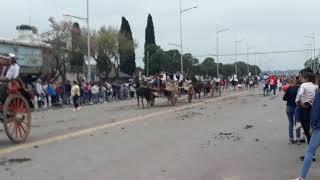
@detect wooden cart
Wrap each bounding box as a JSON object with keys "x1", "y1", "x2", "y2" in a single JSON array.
[{"x1": 0, "y1": 55, "x2": 32, "y2": 143}]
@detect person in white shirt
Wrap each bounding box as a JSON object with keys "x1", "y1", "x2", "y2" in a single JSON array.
[
  {"x1": 295, "y1": 72, "x2": 318, "y2": 145},
  {"x1": 0, "y1": 53, "x2": 19, "y2": 81},
  {"x1": 0, "y1": 53, "x2": 20, "y2": 103},
  {"x1": 91, "y1": 83, "x2": 99, "y2": 104}
]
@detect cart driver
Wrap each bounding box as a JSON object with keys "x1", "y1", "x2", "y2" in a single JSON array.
[{"x1": 0, "y1": 53, "x2": 20, "y2": 103}]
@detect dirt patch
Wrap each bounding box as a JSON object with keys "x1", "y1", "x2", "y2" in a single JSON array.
[
  {"x1": 214, "y1": 132, "x2": 242, "y2": 142},
  {"x1": 0, "y1": 157, "x2": 32, "y2": 167},
  {"x1": 177, "y1": 111, "x2": 203, "y2": 120}
]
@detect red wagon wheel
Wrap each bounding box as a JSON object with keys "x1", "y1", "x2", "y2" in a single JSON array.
[{"x1": 3, "y1": 94, "x2": 31, "y2": 143}]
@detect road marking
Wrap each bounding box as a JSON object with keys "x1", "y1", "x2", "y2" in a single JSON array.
[{"x1": 0, "y1": 91, "x2": 249, "y2": 156}]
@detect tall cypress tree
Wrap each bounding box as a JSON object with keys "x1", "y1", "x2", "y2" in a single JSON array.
[
  {"x1": 119, "y1": 17, "x2": 136, "y2": 75},
  {"x1": 71, "y1": 22, "x2": 85, "y2": 70},
  {"x1": 144, "y1": 14, "x2": 156, "y2": 68}
]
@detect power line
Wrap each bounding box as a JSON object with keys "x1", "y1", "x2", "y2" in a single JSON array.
[{"x1": 136, "y1": 48, "x2": 320, "y2": 60}]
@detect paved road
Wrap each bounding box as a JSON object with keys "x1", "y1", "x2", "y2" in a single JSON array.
[{"x1": 0, "y1": 90, "x2": 319, "y2": 180}]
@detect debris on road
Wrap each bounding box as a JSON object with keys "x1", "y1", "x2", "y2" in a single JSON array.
[
  {"x1": 177, "y1": 111, "x2": 203, "y2": 120},
  {"x1": 219, "y1": 132, "x2": 233, "y2": 136},
  {"x1": 214, "y1": 132, "x2": 242, "y2": 142},
  {"x1": 33, "y1": 145, "x2": 39, "y2": 149},
  {"x1": 244, "y1": 125, "x2": 254, "y2": 129},
  {"x1": 262, "y1": 104, "x2": 268, "y2": 107},
  {"x1": 0, "y1": 157, "x2": 32, "y2": 167}
]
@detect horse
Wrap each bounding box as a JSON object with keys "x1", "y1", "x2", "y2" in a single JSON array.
[
  {"x1": 134, "y1": 78, "x2": 154, "y2": 108},
  {"x1": 189, "y1": 75, "x2": 202, "y2": 99},
  {"x1": 202, "y1": 81, "x2": 212, "y2": 97}
]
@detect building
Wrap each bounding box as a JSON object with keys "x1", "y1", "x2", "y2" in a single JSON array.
[{"x1": 0, "y1": 25, "x2": 52, "y2": 78}]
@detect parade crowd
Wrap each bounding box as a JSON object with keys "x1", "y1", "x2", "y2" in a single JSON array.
[{"x1": 28, "y1": 78, "x2": 136, "y2": 111}]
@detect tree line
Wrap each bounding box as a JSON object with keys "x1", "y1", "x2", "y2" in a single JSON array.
[{"x1": 41, "y1": 14, "x2": 261, "y2": 83}]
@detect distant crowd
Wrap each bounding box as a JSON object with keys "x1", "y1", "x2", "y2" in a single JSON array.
[{"x1": 23, "y1": 78, "x2": 136, "y2": 110}]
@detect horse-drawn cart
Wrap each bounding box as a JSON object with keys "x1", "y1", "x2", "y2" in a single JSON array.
[
  {"x1": 0, "y1": 54, "x2": 32, "y2": 143},
  {"x1": 151, "y1": 81, "x2": 179, "y2": 106}
]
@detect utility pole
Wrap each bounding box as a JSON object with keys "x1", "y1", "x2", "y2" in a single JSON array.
[{"x1": 216, "y1": 26, "x2": 230, "y2": 78}]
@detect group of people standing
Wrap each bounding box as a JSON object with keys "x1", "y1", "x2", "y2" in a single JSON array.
[
  {"x1": 263, "y1": 74, "x2": 287, "y2": 96},
  {"x1": 282, "y1": 68, "x2": 320, "y2": 180},
  {"x1": 32, "y1": 78, "x2": 134, "y2": 112}
]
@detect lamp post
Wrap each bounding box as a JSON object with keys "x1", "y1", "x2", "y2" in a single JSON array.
[
  {"x1": 234, "y1": 38, "x2": 245, "y2": 76},
  {"x1": 179, "y1": 0, "x2": 198, "y2": 74},
  {"x1": 304, "y1": 33, "x2": 316, "y2": 72},
  {"x1": 63, "y1": 0, "x2": 91, "y2": 81},
  {"x1": 216, "y1": 26, "x2": 230, "y2": 78},
  {"x1": 246, "y1": 45, "x2": 255, "y2": 76}
]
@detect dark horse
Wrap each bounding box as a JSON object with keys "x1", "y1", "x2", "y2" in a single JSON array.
[
  {"x1": 202, "y1": 81, "x2": 212, "y2": 97},
  {"x1": 134, "y1": 77, "x2": 154, "y2": 108},
  {"x1": 189, "y1": 75, "x2": 202, "y2": 99}
]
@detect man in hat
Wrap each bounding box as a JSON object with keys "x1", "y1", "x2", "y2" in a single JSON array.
[
  {"x1": 0, "y1": 53, "x2": 20, "y2": 103},
  {"x1": 0, "y1": 53, "x2": 20, "y2": 81}
]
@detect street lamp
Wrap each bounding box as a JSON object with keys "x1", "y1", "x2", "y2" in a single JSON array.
[
  {"x1": 304, "y1": 33, "x2": 316, "y2": 72},
  {"x1": 234, "y1": 38, "x2": 245, "y2": 76},
  {"x1": 216, "y1": 26, "x2": 230, "y2": 78},
  {"x1": 180, "y1": 0, "x2": 198, "y2": 74},
  {"x1": 246, "y1": 45, "x2": 255, "y2": 76},
  {"x1": 63, "y1": 0, "x2": 91, "y2": 81}
]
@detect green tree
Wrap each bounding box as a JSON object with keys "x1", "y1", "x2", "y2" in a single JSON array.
[
  {"x1": 119, "y1": 17, "x2": 136, "y2": 75},
  {"x1": 144, "y1": 14, "x2": 156, "y2": 68},
  {"x1": 304, "y1": 57, "x2": 319, "y2": 70},
  {"x1": 220, "y1": 64, "x2": 234, "y2": 77},
  {"x1": 91, "y1": 26, "x2": 120, "y2": 80},
  {"x1": 70, "y1": 22, "x2": 85, "y2": 68},
  {"x1": 41, "y1": 17, "x2": 73, "y2": 83}
]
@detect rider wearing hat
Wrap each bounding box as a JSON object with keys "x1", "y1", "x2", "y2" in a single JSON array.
[
  {"x1": 0, "y1": 53, "x2": 20, "y2": 81},
  {"x1": 0, "y1": 53, "x2": 20, "y2": 103}
]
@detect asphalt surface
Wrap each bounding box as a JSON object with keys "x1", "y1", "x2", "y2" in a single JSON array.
[{"x1": 0, "y1": 90, "x2": 319, "y2": 180}]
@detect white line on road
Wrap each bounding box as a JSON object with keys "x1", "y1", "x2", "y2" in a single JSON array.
[{"x1": 0, "y1": 91, "x2": 249, "y2": 156}]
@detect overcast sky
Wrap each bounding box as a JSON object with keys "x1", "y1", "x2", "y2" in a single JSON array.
[{"x1": 1, "y1": 0, "x2": 320, "y2": 70}]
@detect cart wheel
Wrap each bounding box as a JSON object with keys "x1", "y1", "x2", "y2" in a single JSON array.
[{"x1": 3, "y1": 94, "x2": 31, "y2": 144}]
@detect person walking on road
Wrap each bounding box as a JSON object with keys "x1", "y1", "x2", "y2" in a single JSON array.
[
  {"x1": 292, "y1": 76, "x2": 320, "y2": 180},
  {"x1": 269, "y1": 74, "x2": 277, "y2": 95},
  {"x1": 71, "y1": 81, "x2": 80, "y2": 112},
  {"x1": 283, "y1": 77, "x2": 302, "y2": 144}
]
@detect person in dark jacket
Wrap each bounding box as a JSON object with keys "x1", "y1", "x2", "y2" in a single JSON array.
[{"x1": 283, "y1": 77, "x2": 302, "y2": 144}]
